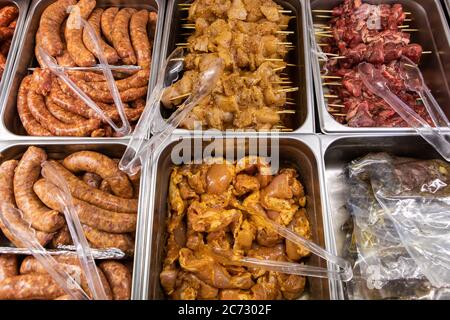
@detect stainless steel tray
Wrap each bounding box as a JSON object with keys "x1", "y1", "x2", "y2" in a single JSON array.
[
  {"x1": 157, "y1": 0, "x2": 315, "y2": 134},
  {"x1": 309, "y1": 0, "x2": 450, "y2": 134},
  {"x1": 134, "y1": 134, "x2": 341, "y2": 300},
  {"x1": 0, "y1": 139, "x2": 147, "y2": 300},
  {"x1": 320, "y1": 134, "x2": 446, "y2": 299},
  {"x1": 0, "y1": 0, "x2": 165, "y2": 140},
  {"x1": 0, "y1": 0, "x2": 29, "y2": 109}
]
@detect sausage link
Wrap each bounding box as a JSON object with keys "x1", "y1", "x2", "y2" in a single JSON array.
[
  {"x1": 99, "y1": 261, "x2": 131, "y2": 300},
  {"x1": 51, "y1": 224, "x2": 73, "y2": 248},
  {"x1": 101, "y1": 7, "x2": 118, "y2": 44},
  {"x1": 0, "y1": 160, "x2": 53, "y2": 247},
  {"x1": 27, "y1": 89, "x2": 101, "y2": 137},
  {"x1": 38, "y1": 0, "x2": 77, "y2": 56},
  {"x1": 0, "y1": 27, "x2": 14, "y2": 41},
  {"x1": 45, "y1": 97, "x2": 86, "y2": 124},
  {"x1": 83, "y1": 8, "x2": 119, "y2": 64},
  {"x1": 34, "y1": 179, "x2": 137, "y2": 233},
  {"x1": 19, "y1": 255, "x2": 113, "y2": 300},
  {"x1": 0, "y1": 274, "x2": 65, "y2": 300},
  {"x1": 13, "y1": 147, "x2": 64, "y2": 233},
  {"x1": 82, "y1": 172, "x2": 102, "y2": 189},
  {"x1": 65, "y1": 75, "x2": 147, "y2": 103},
  {"x1": 68, "y1": 70, "x2": 107, "y2": 82},
  {"x1": 17, "y1": 76, "x2": 52, "y2": 136},
  {"x1": 83, "y1": 225, "x2": 135, "y2": 255},
  {"x1": 130, "y1": 10, "x2": 151, "y2": 69},
  {"x1": 88, "y1": 68, "x2": 149, "y2": 92},
  {"x1": 47, "y1": 160, "x2": 138, "y2": 213},
  {"x1": 0, "y1": 38, "x2": 11, "y2": 56},
  {"x1": 63, "y1": 151, "x2": 133, "y2": 198},
  {"x1": 55, "y1": 295, "x2": 72, "y2": 300},
  {"x1": 99, "y1": 180, "x2": 112, "y2": 194},
  {"x1": 0, "y1": 6, "x2": 18, "y2": 27},
  {"x1": 112, "y1": 8, "x2": 137, "y2": 65},
  {"x1": 65, "y1": 0, "x2": 96, "y2": 67},
  {"x1": 0, "y1": 254, "x2": 18, "y2": 281},
  {"x1": 149, "y1": 11, "x2": 158, "y2": 41}
]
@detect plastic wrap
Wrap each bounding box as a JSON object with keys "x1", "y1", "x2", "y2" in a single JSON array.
[
  {"x1": 41, "y1": 161, "x2": 108, "y2": 300},
  {"x1": 346, "y1": 153, "x2": 450, "y2": 298}
]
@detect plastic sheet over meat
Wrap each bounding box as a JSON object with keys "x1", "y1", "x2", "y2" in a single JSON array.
[{"x1": 345, "y1": 152, "x2": 450, "y2": 299}]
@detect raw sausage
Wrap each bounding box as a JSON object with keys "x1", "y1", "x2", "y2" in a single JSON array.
[
  {"x1": 19, "y1": 255, "x2": 113, "y2": 300},
  {"x1": 27, "y1": 89, "x2": 101, "y2": 137},
  {"x1": 83, "y1": 8, "x2": 119, "y2": 64},
  {"x1": 63, "y1": 151, "x2": 133, "y2": 198},
  {"x1": 47, "y1": 160, "x2": 138, "y2": 213},
  {"x1": 82, "y1": 172, "x2": 102, "y2": 189},
  {"x1": 13, "y1": 146, "x2": 64, "y2": 233},
  {"x1": 0, "y1": 160, "x2": 53, "y2": 247},
  {"x1": 39, "y1": 0, "x2": 77, "y2": 56},
  {"x1": 99, "y1": 261, "x2": 131, "y2": 300},
  {"x1": 101, "y1": 7, "x2": 118, "y2": 45},
  {"x1": 0, "y1": 254, "x2": 18, "y2": 281},
  {"x1": 17, "y1": 76, "x2": 52, "y2": 136},
  {"x1": 88, "y1": 68, "x2": 150, "y2": 92},
  {"x1": 0, "y1": 274, "x2": 65, "y2": 300},
  {"x1": 112, "y1": 8, "x2": 137, "y2": 65},
  {"x1": 45, "y1": 97, "x2": 86, "y2": 124},
  {"x1": 0, "y1": 6, "x2": 18, "y2": 27},
  {"x1": 130, "y1": 10, "x2": 151, "y2": 69},
  {"x1": 51, "y1": 224, "x2": 73, "y2": 248},
  {"x1": 34, "y1": 179, "x2": 137, "y2": 233},
  {"x1": 83, "y1": 225, "x2": 134, "y2": 255},
  {"x1": 65, "y1": 0, "x2": 96, "y2": 67}
]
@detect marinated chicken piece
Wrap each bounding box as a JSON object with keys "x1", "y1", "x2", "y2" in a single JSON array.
[
  {"x1": 161, "y1": 159, "x2": 313, "y2": 300},
  {"x1": 285, "y1": 209, "x2": 312, "y2": 260},
  {"x1": 179, "y1": 248, "x2": 254, "y2": 289}
]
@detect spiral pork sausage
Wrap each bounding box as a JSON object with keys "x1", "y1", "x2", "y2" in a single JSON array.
[
  {"x1": 112, "y1": 8, "x2": 137, "y2": 65},
  {"x1": 33, "y1": 179, "x2": 136, "y2": 233},
  {"x1": 65, "y1": 0, "x2": 96, "y2": 67},
  {"x1": 63, "y1": 151, "x2": 134, "y2": 198},
  {"x1": 47, "y1": 160, "x2": 138, "y2": 213},
  {"x1": 38, "y1": 0, "x2": 77, "y2": 56},
  {"x1": 83, "y1": 8, "x2": 119, "y2": 64}
]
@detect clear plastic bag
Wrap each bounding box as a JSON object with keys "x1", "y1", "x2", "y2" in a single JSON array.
[{"x1": 346, "y1": 153, "x2": 450, "y2": 298}]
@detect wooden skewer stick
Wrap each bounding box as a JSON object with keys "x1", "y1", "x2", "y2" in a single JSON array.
[
  {"x1": 323, "y1": 82, "x2": 342, "y2": 86},
  {"x1": 422, "y1": 51, "x2": 432, "y2": 54},
  {"x1": 321, "y1": 75, "x2": 342, "y2": 79},
  {"x1": 277, "y1": 31, "x2": 294, "y2": 34},
  {"x1": 278, "y1": 87, "x2": 299, "y2": 93},
  {"x1": 277, "y1": 110, "x2": 296, "y2": 114},
  {"x1": 332, "y1": 113, "x2": 347, "y2": 117},
  {"x1": 171, "y1": 58, "x2": 185, "y2": 61},
  {"x1": 170, "y1": 93, "x2": 191, "y2": 101},
  {"x1": 176, "y1": 43, "x2": 189, "y2": 46},
  {"x1": 285, "y1": 101, "x2": 296, "y2": 105},
  {"x1": 315, "y1": 33, "x2": 334, "y2": 38},
  {"x1": 286, "y1": 63, "x2": 296, "y2": 67},
  {"x1": 324, "y1": 94, "x2": 339, "y2": 98},
  {"x1": 279, "y1": 10, "x2": 292, "y2": 14},
  {"x1": 273, "y1": 81, "x2": 293, "y2": 84},
  {"x1": 315, "y1": 30, "x2": 332, "y2": 33},
  {"x1": 278, "y1": 42, "x2": 293, "y2": 45},
  {"x1": 328, "y1": 104, "x2": 345, "y2": 108},
  {"x1": 265, "y1": 58, "x2": 285, "y2": 62},
  {"x1": 402, "y1": 29, "x2": 419, "y2": 32},
  {"x1": 287, "y1": 97, "x2": 295, "y2": 101},
  {"x1": 312, "y1": 10, "x2": 333, "y2": 13},
  {"x1": 315, "y1": 15, "x2": 332, "y2": 18},
  {"x1": 398, "y1": 25, "x2": 410, "y2": 29},
  {"x1": 273, "y1": 66, "x2": 286, "y2": 71}
]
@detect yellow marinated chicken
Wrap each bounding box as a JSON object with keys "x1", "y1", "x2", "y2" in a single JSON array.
[
  {"x1": 162, "y1": 0, "x2": 296, "y2": 131},
  {"x1": 160, "y1": 157, "x2": 312, "y2": 300}
]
